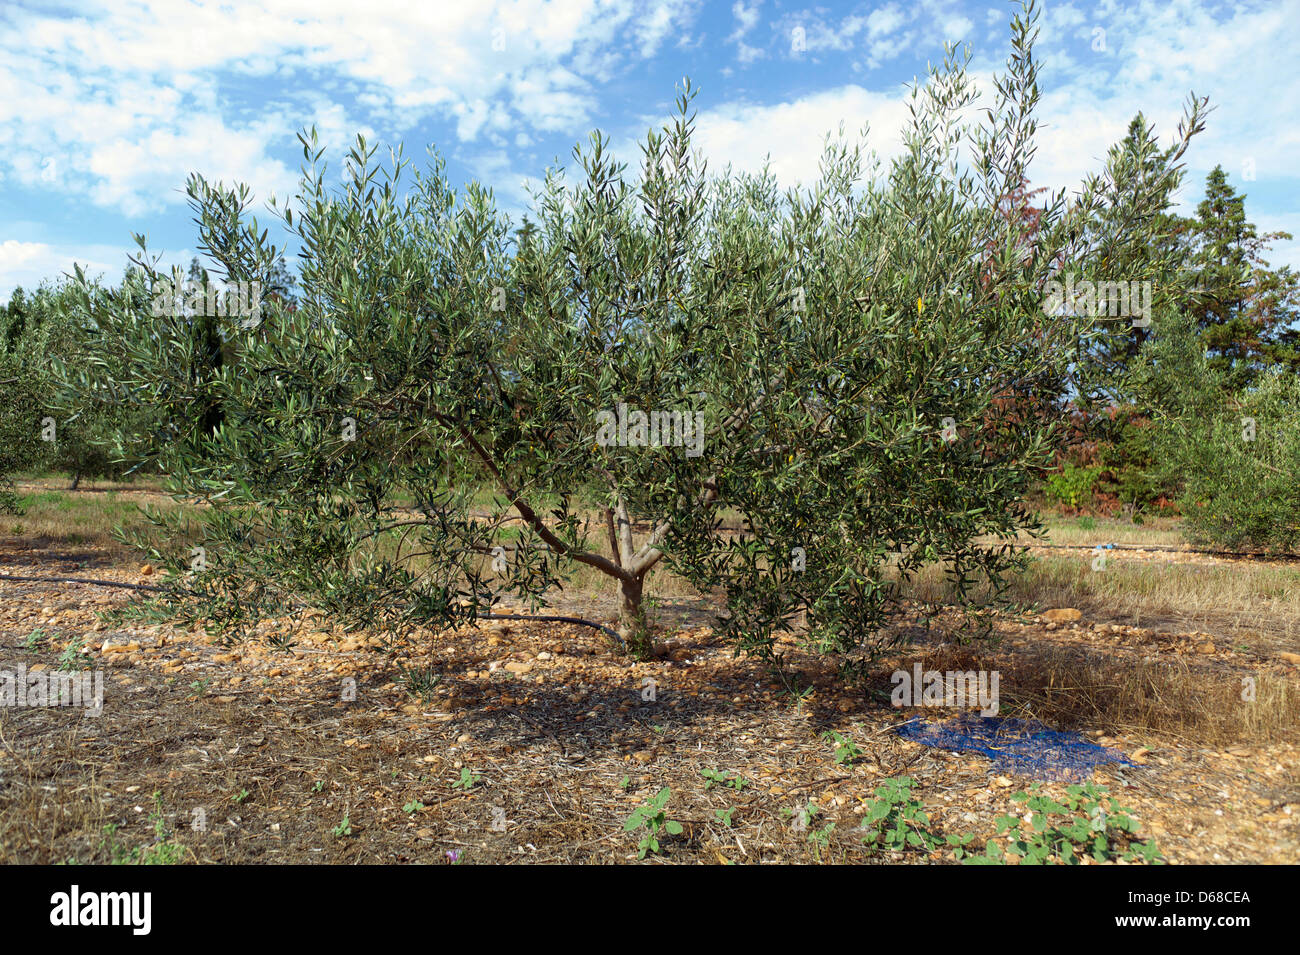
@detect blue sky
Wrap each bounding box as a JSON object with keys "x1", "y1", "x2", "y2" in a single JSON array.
[{"x1": 2, "y1": 0, "x2": 1297, "y2": 300}]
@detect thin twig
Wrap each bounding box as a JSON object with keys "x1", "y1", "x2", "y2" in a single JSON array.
[{"x1": 0, "y1": 573, "x2": 164, "y2": 592}]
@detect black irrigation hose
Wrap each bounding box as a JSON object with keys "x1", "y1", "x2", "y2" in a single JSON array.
[
  {"x1": 0, "y1": 573, "x2": 624, "y2": 646},
  {"x1": 0, "y1": 572, "x2": 165, "y2": 592},
  {"x1": 1027, "y1": 542, "x2": 1300, "y2": 561}
]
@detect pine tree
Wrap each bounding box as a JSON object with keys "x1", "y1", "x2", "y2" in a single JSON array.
[{"x1": 1188, "y1": 165, "x2": 1300, "y2": 390}]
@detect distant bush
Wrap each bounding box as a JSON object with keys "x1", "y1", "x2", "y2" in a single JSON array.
[
  {"x1": 0, "y1": 365, "x2": 38, "y2": 512},
  {"x1": 1044, "y1": 462, "x2": 1104, "y2": 509},
  {"x1": 1093, "y1": 408, "x2": 1180, "y2": 512},
  {"x1": 1177, "y1": 369, "x2": 1300, "y2": 552}
]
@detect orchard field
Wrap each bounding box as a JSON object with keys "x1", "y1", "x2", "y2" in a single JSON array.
[
  {"x1": 3, "y1": 3, "x2": 1299, "y2": 867},
  {"x1": 2, "y1": 475, "x2": 1298, "y2": 864}
]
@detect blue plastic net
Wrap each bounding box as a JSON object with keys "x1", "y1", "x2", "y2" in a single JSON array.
[{"x1": 895, "y1": 715, "x2": 1133, "y2": 780}]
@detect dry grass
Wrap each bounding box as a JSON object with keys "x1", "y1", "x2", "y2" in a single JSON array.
[
  {"x1": 1012, "y1": 511, "x2": 1186, "y2": 548},
  {"x1": 904, "y1": 552, "x2": 1300, "y2": 639},
  {"x1": 4, "y1": 477, "x2": 180, "y2": 559},
  {"x1": 0, "y1": 722, "x2": 114, "y2": 863},
  {"x1": 899, "y1": 637, "x2": 1298, "y2": 748}
]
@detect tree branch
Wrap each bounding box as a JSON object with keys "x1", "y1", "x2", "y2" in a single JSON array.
[{"x1": 450, "y1": 419, "x2": 633, "y2": 582}]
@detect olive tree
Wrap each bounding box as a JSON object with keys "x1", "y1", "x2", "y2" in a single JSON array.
[
  {"x1": 1129, "y1": 307, "x2": 1300, "y2": 553},
  {"x1": 0, "y1": 358, "x2": 39, "y2": 512},
  {"x1": 66, "y1": 5, "x2": 1205, "y2": 674}
]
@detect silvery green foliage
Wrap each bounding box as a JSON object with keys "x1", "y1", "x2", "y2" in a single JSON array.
[
  {"x1": 0, "y1": 355, "x2": 38, "y2": 512},
  {"x1": 2, "y1": 276, "x2": 155, "y2": 504},
  {"x1": 64, "y1": 3, "x2": 1206, "y2": 669},
  {"x1": 1121, "y1": 300, "x2": 1300, "y2": 552},
  {"x1": 1176, "y1": 366, "x2": 1300, "y2": 553}
]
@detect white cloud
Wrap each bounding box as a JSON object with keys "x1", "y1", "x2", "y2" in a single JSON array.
[
  {"x1": 616, "y1": 85, "x2": 912, "y2": 187},
  {"x1": 940, "y1": 14, "x2": 974, "y2": 41},
  {"x1": 999, "y1": 0, "x2": 1300, "y2": 209},
  {"x1": 728, "y1": 0, "x2": 767, "y2": 64},
  {"x1": 865, "y1": 5, "x2": 909, "y2": 39},
  {"x1": 0, "y1": 0, "x2": 701, "y2": 218},
  {"x1": 729, "y1": 0, "x2": 761, "y2": 42},
  {"x1": 3, "y1": 0, "x2": 1297, "y2": 283},
  {"x1": 778, "y1": 1, "x2": 955, "y2": 68},
  {"x1": 634, "y1": 0, "x2": 700, "y2": 59},
  {"x1": 0, "y1": 239, "x2": 135, "y2": 302}
]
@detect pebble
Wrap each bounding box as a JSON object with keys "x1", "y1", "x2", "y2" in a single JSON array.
[{"x1": 1042, "y1": 608, "x2": 1083, "y2": 623}]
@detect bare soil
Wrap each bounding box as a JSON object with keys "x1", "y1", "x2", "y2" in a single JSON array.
[{"x1": 2, "y1": 534, "x2": 1299, "y2": 864}]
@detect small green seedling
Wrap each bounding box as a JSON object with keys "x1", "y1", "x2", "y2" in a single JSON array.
[
  {"x1": 451, "y1": 768, "x2": 482, "y2": 791},
  {"x1": 700, "y1": 768, "x2": 749, "y2": 791},
  {"x1": 859, "y1": 776, "x2": 970, "y2": 856},
  {"x1": 57, "y1": 636, "x2": 86, "y2": 672},
  {"x1": 821, "y1": 729, "x2": 862, "y2": 765},
  {"x1": 968, "y1": 783, "x2": 1163, "y2": 865},
  {"x1": 24, "y1": 628, "x2": 47, "y2": 653},
  {"x1": 623, "y1": 787, "x2": 683, "y2": 859}
]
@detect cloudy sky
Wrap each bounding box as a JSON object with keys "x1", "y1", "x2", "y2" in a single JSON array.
[{"x1": 2, "y1": 0, "x2": 1297, "y2": 300}]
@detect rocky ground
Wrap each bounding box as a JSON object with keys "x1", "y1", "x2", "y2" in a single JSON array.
[{"x1": 2, "y1": 534, "x2": 1298, "y2": 864}]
